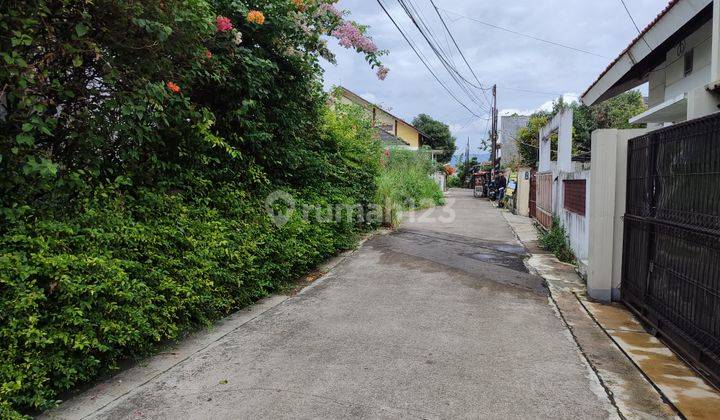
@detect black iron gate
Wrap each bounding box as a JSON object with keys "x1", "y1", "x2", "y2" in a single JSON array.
[{"x1": 622, "y1": 112, "x2": 720, "y2": 388}]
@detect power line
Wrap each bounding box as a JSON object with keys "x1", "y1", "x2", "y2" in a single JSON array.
[
  {"x1": 429, "y1": 0, "x2": 492, "y2": 106},
  {"x1": 438, "y1": 7, "x2": 610, "y2": 59},
  {"x1": 617, "y1": 0, "x2": 652, "y2": 49},
  {"x1": 430, "y1": 1, "x2": 485, "y2": 88},
  {"x1": 499, "y1": 86, "x2": 567, "y2": 96},
  {"x1": 399, "y1": 0, "x2": 489, "y2": 111},
  {"x1": 395, "y1": 0, "x2": 491, "y2": 111},
  {"x1": 375, "y1": 0, "x2": 485, "y2": 117},
  {"x1": 398, "y1": 0, "x2": 490, "y2": 110}
]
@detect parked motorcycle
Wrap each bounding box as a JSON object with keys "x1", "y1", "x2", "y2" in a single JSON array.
[
  {"x1": 473, "y1": 171, "x2": 490, "y2": 198},
  {"x1": 487, "y1": 181, "x2": 498, "y2": 201}
]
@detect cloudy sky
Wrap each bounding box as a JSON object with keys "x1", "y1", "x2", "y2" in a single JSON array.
[{"x1": 320, "y1": 0, "x2": 668, "y2": 153}]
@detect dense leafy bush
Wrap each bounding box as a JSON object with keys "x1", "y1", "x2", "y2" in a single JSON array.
[
  {"x1": 538, "y1": 216, "x2": 575, "y2": 264},
  {"x1": 1, "y1": 0, "x2": 386, "y2": 416},
  {"x1": 0, "y1": 107, "x2": 382, "y2": 417},
  {"x1": 376, "y1": 148, "x2": 444, "y2": 227},
  {"x1": 447, "y1": 175, "x2": 462, "y2": 188}
]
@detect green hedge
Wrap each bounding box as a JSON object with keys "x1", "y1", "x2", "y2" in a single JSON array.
[
  {"x1": 0, "y1": 109, "x2": 381, "y2": 418},
  {"x1": 0, "y1": 0, "x2": 386, "y2": 415}
]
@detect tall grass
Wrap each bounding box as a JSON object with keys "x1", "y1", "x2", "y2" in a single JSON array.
[{"x1": 376, "y1": 148, "x2": 444, "y2": 227}]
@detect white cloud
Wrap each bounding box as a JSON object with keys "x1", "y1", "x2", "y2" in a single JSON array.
[
  {"x1": 499, "y1": 108, "x2": 535, "y2": 117},
  {"x1": 500, "y1": 93, "x2": 579, "y2": 116},
  {"x1": 449, "y1": 117, "x2": 490, "y2": 136},
  {"x1": 537, "y1": 93, "x2": 580, "y2": 112},
  {"x1": 359, "y1": 92, "x2": 378, "y2": 103}
]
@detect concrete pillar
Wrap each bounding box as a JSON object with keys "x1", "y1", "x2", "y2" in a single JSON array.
[
  {"x1": 587, "y1": 128, "x2": 646, "y2": 302},
  {"x1": 687, "y1": 85, "x2": 720, "y2": 119},
  {"x1": 557, "y1": 110, "x2": 574, "y2": 172},
  {"x1": 712, "y1": 0, "x2": 720, "y2": 83},
  {"x1": 516, "y1": 167, "x2": 531, "y2": 216},
  {"x1": 538, "y1": 109, "x2": 573, "y2": 172}
]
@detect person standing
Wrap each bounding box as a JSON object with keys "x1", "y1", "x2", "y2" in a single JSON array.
[{"x1": 496, "y1": 172, "x2": 507, "y2": 201}]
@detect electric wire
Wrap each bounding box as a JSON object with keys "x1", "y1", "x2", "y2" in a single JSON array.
[
  {"x1": 618, "y1": 0, "x2": 653, "y2": 49},
  {"x1": 398, "y1": 0, "x2": 490, "y2": 109},
  {"x1": 429, "y1": 0, "x2": 489, "y2": 94},
  {"x1": 375, "y1": 0, "x2": 485, "y2": 118},
  {"x1": 438, "y1": 7, "x2": 610, "y2": 59}
]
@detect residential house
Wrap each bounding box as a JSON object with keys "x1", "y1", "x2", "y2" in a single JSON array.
[
  {"x1": 578, "y1": 0, "x2": 720, "y2": 385},
  {"x1": 580, "y1": 0, "x2": 720, "y2": 301},
  {"x1": 581, "y1": 0, "x2": 720, "y2": 125},
  {"x1": 337, "y1": 87, "x2": 434, "y2": 150}
]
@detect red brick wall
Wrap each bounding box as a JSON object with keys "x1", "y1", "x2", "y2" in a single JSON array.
[{"x1": 563, "y1": 179, "x2": 586, "y2": 216}]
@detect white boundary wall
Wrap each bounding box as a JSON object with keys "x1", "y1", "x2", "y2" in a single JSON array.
[
  {"x1": 555, "y1": 164, "x2": 591, "y2": 266},
  {"x1": 538, "y1": 109, "x2": 590, "y2": 266}
]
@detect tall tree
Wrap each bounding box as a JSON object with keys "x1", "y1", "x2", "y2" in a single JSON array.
[{"x1": 412, "y1": 114, "x2": 457, "y2": 163}]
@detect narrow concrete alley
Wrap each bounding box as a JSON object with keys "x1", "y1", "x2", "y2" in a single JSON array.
[{"x1": 46, "y1": 189, "x2": 619, "y2": 419}]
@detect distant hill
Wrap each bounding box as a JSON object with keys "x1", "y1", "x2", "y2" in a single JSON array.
[{"x1": 450, "y1": 152, "x2": 489, "y2": 168}]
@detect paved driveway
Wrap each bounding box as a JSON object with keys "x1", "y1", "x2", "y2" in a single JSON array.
[{"x1": 60, "y1": 189, "x2": 617, "y2": 419}]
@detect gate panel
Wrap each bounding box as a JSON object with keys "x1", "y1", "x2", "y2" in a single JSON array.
[
  {"x1": 529, "y1": 170, "x2": 537, "y2": 218},
  {"x1": 622, "y1": 113, "x2": 720, "y2": 387},
  {"x1": 536, "y1": 172, "x2": 553, "y2": 229}
]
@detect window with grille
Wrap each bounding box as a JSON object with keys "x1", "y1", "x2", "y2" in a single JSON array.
[{"x1": 563, "y1": 179, "x2": 586, "y2": 216}]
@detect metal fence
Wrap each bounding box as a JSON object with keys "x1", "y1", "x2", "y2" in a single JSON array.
[{"x1": 622, "y1": 112, "x2": 720, "y2": 387}]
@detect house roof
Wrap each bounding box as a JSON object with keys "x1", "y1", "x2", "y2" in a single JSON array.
[
  {"x1": 581, "y1": 0, "x2": 713, "y2": 105},
  {"x1": 582, "y1": 0, "x2": 679, "y2": 99},
  {"x1": 376, "y1": 128, "x2": 410, "y2": 147},
  {"x1": 338, "y1": 87, "x2": 436, "y2": 141}
]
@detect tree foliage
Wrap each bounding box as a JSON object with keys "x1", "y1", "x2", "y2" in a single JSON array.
[
  {"x1": 516, "y1": 113, "x2": 551, "y2": 168},
  {"x1": 411, "y1": 113, "x2": 456, "y2": 163},
  {"x1": 453, "y1": 156, "x2": 487, "y2": 188},
  {"x1": 0, "y1": 0, "x2": 388, "y2": 416}
]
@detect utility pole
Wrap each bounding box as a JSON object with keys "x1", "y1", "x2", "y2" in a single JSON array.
[
  {"x1": 490, "y1": 84, "x2": 498, "y2": 176},
  {"x1": 465, "y1": 138, "x2": 470, "y2": 164}
]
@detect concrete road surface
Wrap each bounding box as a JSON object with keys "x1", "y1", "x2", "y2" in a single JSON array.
[{"x1": 61, "y1": 189, "x2": 618, "y2": 419}]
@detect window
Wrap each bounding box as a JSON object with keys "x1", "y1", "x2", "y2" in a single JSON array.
[
  {"x1": 684, "y1": 49, "x2": 694, "y2": 77},
  {"x1": 563, "y1": 179, "x2": 586, "y2": 216}
]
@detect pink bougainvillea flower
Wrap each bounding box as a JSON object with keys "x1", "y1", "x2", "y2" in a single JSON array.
[
  {"x1": 338, "y1": 37, "x2": 352, "y2": 48},
  {"x1": 376, "y1": 66, "x2": 389, "y2": 81},
  {"x1": 166, "y1": 81, "x2": 181, "y2": 93},
  {"x1": 319, "y1": 3, "x2": 343, "y2": 18},
  {"x1": 331, "y1": 21, "x2": 377, "y2": 54},
  {"x1": 216, "y1": 16, "x2": 233, "y2": 32}
]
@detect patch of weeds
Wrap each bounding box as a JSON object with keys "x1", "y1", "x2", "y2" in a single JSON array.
[{"x1": 538, "y1": 216, "x2": 576, "y2": 264}]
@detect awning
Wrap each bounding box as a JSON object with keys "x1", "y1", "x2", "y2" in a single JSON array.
[{"x1": 629, "y1": 93, "x2": 687, "y2": 124}]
